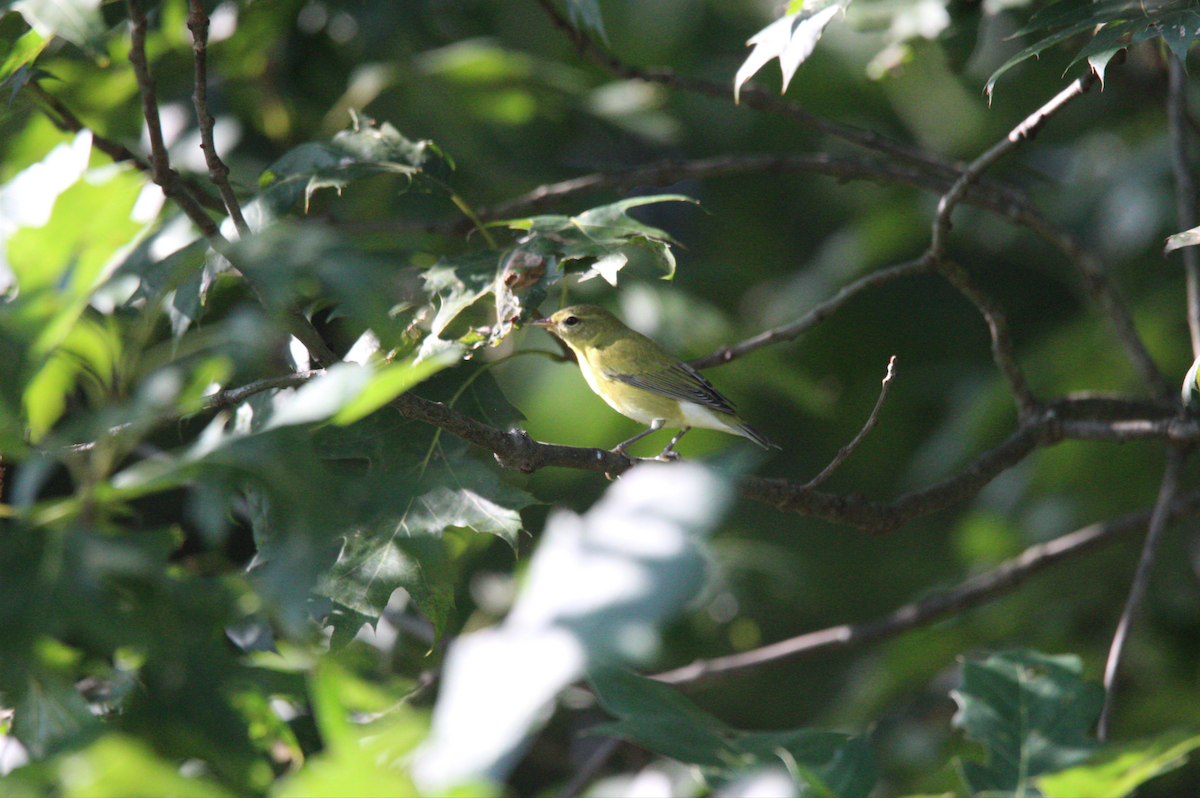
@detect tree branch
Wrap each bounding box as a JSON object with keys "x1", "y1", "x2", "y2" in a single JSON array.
[
  {"x1": 1014, "y1": 202, "x2": 1171, "y2": 401},
  {"x1": 925, "y1": 68, "x2": 1168, "y2": 402},
  {"x1": 467, "y1": 154, "x2": 998, "y2": 230},
  {"x1": 799, "y1": 356, "x2": 896, "y2": 492},
  {"x1": 931, "y1": 72, "x2": 1098, "y2": 257},
  {"x1": 125, "y1": 0, "x2": 336, "y2": 368},
  {"x1": 139, "y1": 360, "x2": 1190, "y2": 537},
  {"x1": 25, "y1": 81, "x2": 228, "y2": 214},
  {"x1": 1098, "y1": 444, "x2": 1187, "y2": 740},
  {"x1": 531, "y1": 0, "x2": 975, "y2": 188},
  {"x1": 187, "y1": 0, "x2": 249, "y2": 235},
  {"x1": 691, "y1": 258, "x2": 931, "y2": 369},
  {"x1": 200, "y1": 371, "x2": 325, "y2": 412},
  {"x1": 654, "y1": 483, "x2": 1200, "y2": 687},
  {"x1": 935, "y1": 257, "x2": 1039, "y2": 418}
]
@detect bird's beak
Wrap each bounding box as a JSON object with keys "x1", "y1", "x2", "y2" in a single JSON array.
[{"x1": 529, "y1": 318, "x2": 554, "y2": 329}]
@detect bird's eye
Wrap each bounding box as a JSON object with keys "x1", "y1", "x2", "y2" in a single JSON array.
[{"x1": 563, "y1": 316, "x2": 579, "y2": 327}]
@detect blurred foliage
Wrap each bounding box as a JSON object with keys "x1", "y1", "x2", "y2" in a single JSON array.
[{"x1": 1, "y1": 0, "x2": 1200, "y2": 795}]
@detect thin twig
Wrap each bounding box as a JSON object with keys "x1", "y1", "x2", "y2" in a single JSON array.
[
  {"x1": 925, "y1": 67, "x2": 1169, "y2": 401},
  {"x1": 800, "y1": 356, "x2": 896, "y2": 491},
  {"x1": 465, "y1": 155, "x2": 999, "y2": 232},
  {"x1": 655, "y1": 484, "x2": 1200, "y2": 687},
  {"x1": 187, "y1": 0, "x2": 249, "y2": 235},
  {"x1": 925, "y1": 74, "x2": 1100, "y2": 416},
  {"x1": 127, "y1": 0, "x2": 176, "y2": 189},
  {"x1": 931, "y1": 71, "x2": 1098, "y2": 257},
  {"x1": 201, "y1": 371, "x2": 324, "y2": 411},
  {"x1": 1098, "y1": 445, "x2": 1187, "y2": 740},
  {"x1": 936, "y1": 258, "x2": 1039, "y2": 418},
  {"x1": 339, "y1": 152, "x2": 1030, "y2": 239},
  {"x1": 25, "y1": 81, "x2": 229, "y2": 215},
  {"x1": 1013, "y1": 203, "x2": 1171, "y2": 400},
  {"x1": 1168, "y1": 54, "x2": 1200, "y2": 358},
  {"x1": 125, "y1": 0, "x2": 335, "y2": 368},
  {"x1": 691, "y1": 259, "x2": 931, "y2": 369}
]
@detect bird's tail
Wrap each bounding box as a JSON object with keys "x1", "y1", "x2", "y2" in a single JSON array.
[{"x1": 735, "y1": 422, "x2": 780, "y2": 450}]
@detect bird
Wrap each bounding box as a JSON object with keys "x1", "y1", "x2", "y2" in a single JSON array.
[{"x1": 530, "y1": 304, "x2": 779, "y2": 459}]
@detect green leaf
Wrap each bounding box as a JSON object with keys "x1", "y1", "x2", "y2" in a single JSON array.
[
  {"x1": 588, "y1": 666, "x2": 738, "y2": 768},
  {"x1": 951, "y1": 649, "x2": 1103, "y2": 796},
  {"x1": 987, "y1": 0, "x2": 1200, "y2": 98},
  {"x1": 321, "y1": 456, "x2": 532, "y2": 635},
  {"x1": 423, "y1": 251, "x2": 506, "y2": 341},
  {"x1": 11, "y1": 670, "x2": 98, "y2": 759},
  {"x1": 322, "y1": 526, "x2": 456, "y2": 637},
  {"x1": 1157, "y1": 8, "x2": 1200, "y2": 61},
  {"x1": 3, "y1": 141, "x2": 147, "y2": 353},
  {"x1": 985, "y1": 21, "x2": 1096, "y2": 100},
  {"x1": 21, "y1": 314, "x2": 121, "y2": 440},
  {"x1": 588, "y1": 666, "x2": 878, "y2": 795},
  {"x1": 739, "y1": 728, "x2": 878, "y2": 798},
  {"x1": 253, "y1": 117, "x2": 453, "y2": 220},
  {"x1": 229, "y1": 223, "x2": 422, "y2": 352},
  {"x1": 1071, "y1": 11, "x2": 1200, "y2": 83},
  {"x1": 1036, "y1": 729, "x2": 1200, "y2": 798}
]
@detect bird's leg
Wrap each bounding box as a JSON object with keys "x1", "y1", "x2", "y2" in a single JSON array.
[
  {"x1": 655, "y1": 427, "x2": 691, "y2": 461},
  {"x1": 613, "y1": 419, "x2": 665, "y2": 455}
]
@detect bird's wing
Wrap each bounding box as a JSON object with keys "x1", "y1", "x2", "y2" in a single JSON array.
[{"x1": 607, "y1": 360, "x2": 739, "y2": 414}]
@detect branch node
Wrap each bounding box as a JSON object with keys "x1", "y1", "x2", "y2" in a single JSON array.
[{"x1": 494, "y1": 428, "x2": 544, "y2": 474}]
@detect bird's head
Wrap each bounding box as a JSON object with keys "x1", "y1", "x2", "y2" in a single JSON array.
[{"x1": 529, "y1": 305, "x2": 623, "y2": 348}]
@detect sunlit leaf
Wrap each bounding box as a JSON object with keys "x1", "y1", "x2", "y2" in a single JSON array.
[
  {"x1": 1166, "y1": 223, "x2": 1200, "y2": 254},
  {"x1": 0, "y1": 18, "x2": 48, "y2": 85},
  {"x1": 21, "y1": 314, "x2": 122, "y2": 440},
  {"x1": 3, "y1": 137, "x2": 147, "y2": 353},
  {"x1": 412, "y1": 464, "x2": 732, "y2": 792},
  {"x1": 11, "y1": 0, "x2": 108, "y2": 55},
  {"x1": 734, "y1": 5, "x2": 842, "y2": 103},
  {"x1": 1036, "y1": 729, "x2": 1200, "y2": 798},
  {"x1": 56, "y1": 734, "x2": 236, "y2": 798},
  {"x1": 272, "y1": 664, "x2": 425, "y2": 798},
  {"x1": 331, "y1": 353, "x2": 454, "y2": 425},
  {"x1": 498, "y1": 194, "x2": 696, "y2": 283}
]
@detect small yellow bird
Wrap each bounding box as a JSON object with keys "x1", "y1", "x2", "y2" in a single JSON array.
[{"x1": 531, "y1": 305, "x2": 778, "y2": 458}]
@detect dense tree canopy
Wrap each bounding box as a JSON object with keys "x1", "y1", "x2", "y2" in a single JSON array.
[{"x1": 3, "y1": 0, "x2": 1200, "y2": 795}]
